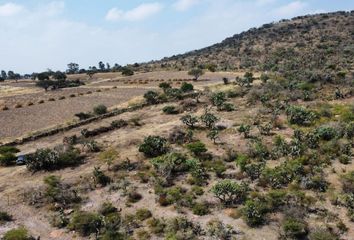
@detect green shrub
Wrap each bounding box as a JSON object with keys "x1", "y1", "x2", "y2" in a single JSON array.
[
  {"x1": 163, "y1": 105, "x2": 179, "y2": 114},
  {"x1": 0, "y1": 211, "x2": 12, "y2": 223},
  {"x1": 205, "y1": 159, "x2": 226, "y2": 177},
  {"x1": 341, "y1": 171, "x2": 354, "y2": 194},
  {"x1": 212, "y1": 180, "x2": 249, "y2": 205},
  {"x1": 147, "y1": 218, "x2": 166, "y2": 234},
  {"x1": 93, "y1": 104, "x2": 107, "y2": 115},
  {"x1": 68, "y1": 211, "x2": 102, "y2": 236},
  {"x1": 315, "y1": 126, "x2": 337, "y2": 141},
  {"x1": 0, "y1": 146, "x2": 20, "y2": 155},
  {"x1": 150, "y1": 153, "x2": 189, "y2": 180},
  {"x1": 93, "y1": 167, "x2": 111, "y2": 186},
  {"x1": 261, "y1": 159, "x2": 304, "y2": 188},
  {"x1": 99, "y1": 202, "x2": 117, "y2": 216},
  {"x1": 192, "y1": 202, "x2": 209, "y2": 216},
  {"x1": 242, "y1": 199, "x2": 268, "y2": 227},
  {"x1": 139, "y1": 136, "x2": 168, "y2": 158},
  {"x1": 0, "y1": 153, "x2": 17, "y2": 166},
  {"x1": 26, "y1": 148, "x2": 82, "y2": 172},
  {"x1": 180, "y1": 82, "x2": 194, "y2": 92},
  {"x1": 283, "y1": 217, "x2": 308, "y2": 238},
  {"x1": 3, "y1": 227, "x2": 34, "y2": 240},
  {"x1": 286, "y1": 105, "x2": 317, "y2": 126},
  {"x1": 186, "y1": 141, "x2": 207, "y2": 156},
  {"x1": 238, "y1": 124, "x2": 251, "y2": 138},
  {"x1": 144, "y1": 91, "x2": 160, "y2": 105}
]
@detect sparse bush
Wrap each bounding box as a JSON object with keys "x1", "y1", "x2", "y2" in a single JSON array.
[
  {"x1": 75, "y1": 112, "x2": 92, "y2": 120},
  {"x1": 135, "y1": 208, "x2": 152, "y2": 221},
  {"x1": 238, "y1": 124, "x2": 251, "y2": 138},
  {"x1": 283, "y1": 217, "x2": 308, "y2": 239},
  {"x1": 99, "y1": 202, "x2": 117, "y2": 216},
  {"x1": 341, "y1": 171, "x2": 354, "y2": 194},
  {"x1": 93, "y1": 104, "x2": 107, "y2": 115},
  {"x1": 93, "y1": 167, "x2": 111, "y2": 186},
  {"x1": 308, "y1": 228, "x2": 338, "y2": 240},
  {"x1": 206, "y1": 219, "x2": 233, "y2": 240},
  {"x1": 212, "y1": 180, "x2": 249, "y2": 205},
  {"x1": 139, "y1": 136, "x2": 168, "y2": 158}
]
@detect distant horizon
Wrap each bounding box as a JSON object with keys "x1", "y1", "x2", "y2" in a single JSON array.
[{"x1": 0, "y1": 0, "x2": 353, "y2": 74}]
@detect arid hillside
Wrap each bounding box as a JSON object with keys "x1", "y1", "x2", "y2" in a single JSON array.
[{"x1": 144, "y1": 11, "x2": 354, "y2": 76}]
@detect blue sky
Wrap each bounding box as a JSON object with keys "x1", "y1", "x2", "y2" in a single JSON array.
[{"x1": 0, "y1": 0, "x2": 353, "y2": 73}]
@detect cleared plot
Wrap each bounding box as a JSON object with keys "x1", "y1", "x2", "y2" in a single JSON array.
[{"x1": 0, "y1": 87, "x2": 148, "y2": 141}]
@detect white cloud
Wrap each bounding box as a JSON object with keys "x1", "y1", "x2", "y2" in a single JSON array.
[
  {"x1": 274, "y1": 1, "x2": 307, "y2": 17},
  {"x1": 0, "y1": 2, "x2": 24, "y2": 17},
  {"x1": 106, "y1": 3, "x2": 163, "y2": 21},
  {"x1": 174, "y1": 0, "x2": 200, "y2": 11},
  {"x1": 42, "y1": 1, "x2": 65, "y2": 16}
]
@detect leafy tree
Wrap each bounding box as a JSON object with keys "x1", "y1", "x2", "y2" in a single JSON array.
[
  {"x1": 180, "y1": 114, "x2": 199, "y2": 128},
  {"x1": 67, "y1": 63, "x2": 79, "y2": 74},
  {"x1": 210, "y1": 92, "x2": 226, "y2": 110},
  {"x1": 188, "y1": 68, "x2": 204, "y2": 81},
  {"x1": 36, "y1": 79, "x2": 53, "y2": 91},
  {"x1": 211, "y1": 180, "x2": 249, "y2": 205},
  {"x1": 87, "y1": 70, "x2": 96, "y2": 79},
  {"x1": 52, "y1": 71, "x2": 67, "y2": 81},
  {"x1": 207, "y1": 129, "x2": 219, "y2": 144},
  {"x1": 139, "y1": 136, "x2": 168, "y2": 158},
  {"x1": 1, "y1": 70, "x2": 7, "y2": 79},
  {"x1": 99, "y1": 61, "x2": 106, "y2": 71},
  {"x1": 200, "y1": 110, "x2": 219, "y2": 128}
]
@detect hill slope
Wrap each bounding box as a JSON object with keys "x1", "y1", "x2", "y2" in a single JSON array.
[{"x1": 145, "y1": 11, "x2": 354, "y2": 76}]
